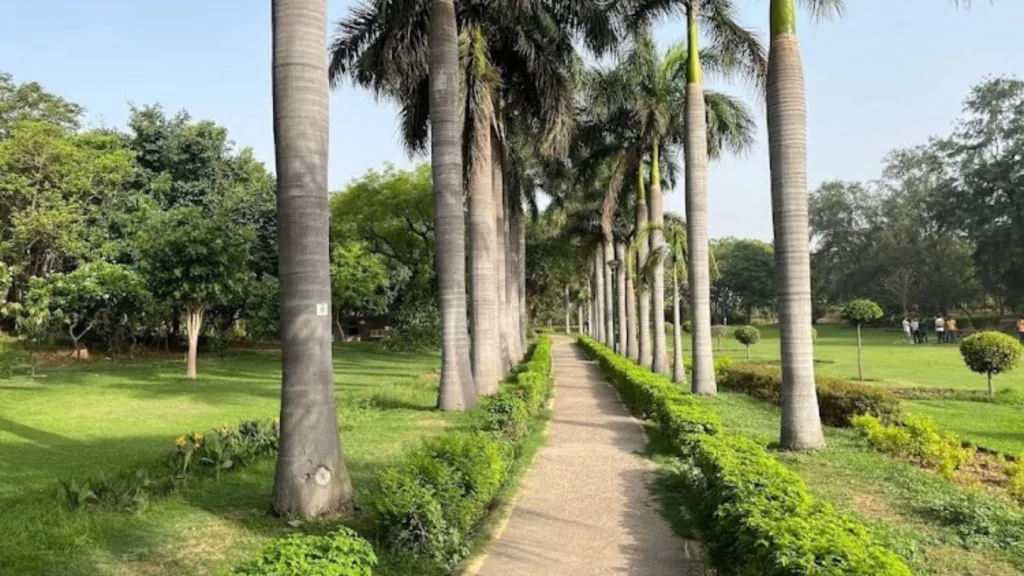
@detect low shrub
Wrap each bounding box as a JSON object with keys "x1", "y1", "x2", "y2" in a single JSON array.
[
  {"x1": 720, "y1": 363, "x2": 901, "y2": 427},
  {"x1": 228, "y1": 528, "x2": 377, "y2": 576},
  {"x1": 959, "y1": 331, "x2": 1023, "y2": 395},
  {"x1": 917, "y1": 491, "x2": 1024, "y2": 551},
  {"x1": 365, "y1": 335, "x2": 553, "y2": 571},
  {"x1": 852, "y1": 414, "x2": 975, "y2": 480},
  {"x1": 577, "y1": 335, "x2": 911, "y2": 575}
]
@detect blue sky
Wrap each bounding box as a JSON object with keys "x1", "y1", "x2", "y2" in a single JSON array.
[{"x1": 1, "y1": 0, "x2": 1020, "y2": 240}]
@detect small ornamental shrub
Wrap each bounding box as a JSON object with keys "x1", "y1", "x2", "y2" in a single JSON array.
[
  {"x1": 229, "y1": 528, "x2": 376, "y2": 576},
  {"x1": 480, "y1": 389, "x2": 530, "y2": 440},
  {"x1": 959, "y1": 331, "x2": 1023, "y2": 395},
  {"x1": 733, "y1": 326, "x2": 760, "y2": 359},
  {"x1": 841, "y1": 299, "x2": 884, "y2": 381}
]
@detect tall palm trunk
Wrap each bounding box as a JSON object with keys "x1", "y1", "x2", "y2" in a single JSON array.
[
  {"x1": 622, "y1": 242, "x2": 638, "y2": 361},
  {"x1": 431, "y1": 0, "x2": 476, "y2": 410},
  {"x1": 468, "y1": 106, "x2": 501, "y2": 396},
  {"x1": 649, "y1": 142, "x2": 668, "y2": 374},
  {"x1": 603, "y1": 239, "x2": 615, "y2": 349},
  {"x1": 270, "y1": 0, "x2": 353, "y2": 517},
  {"x1": 685, "y1": 10, "x2": 716, "y2": 395},
  {"x1": 672, "y1": 264, "x2": 685, "y2": 384},
  {"x1": 504, "y1": 184, "x2": 521, "y2": 363},
  {"x1": 588, "y1": 287, "x2": 595, "y2": 337},
  {"x1": 577, "y1": 301, "x2": 584, "y2": 334},
  {"x1": 637, "y1": 167, "x2": 653, "y2": 367},
  {"x1": 564, "y1": 285, "x2": 572, "y2": 334},
  {"x1": 517, "y1": 207, "x2": 526, "y2": 352},
  {"x1": 615, "y1": 242, "x2": 627, "y2": 354},
  {"x1": 493, "y1": 137, "x2": 511, "y2": 374},
  {"x1": 769, "y1": 0, "x2": 824, "y2": 450},
  {"x1": 593, "y1": 248, "x2": 605, "y2": 343}
]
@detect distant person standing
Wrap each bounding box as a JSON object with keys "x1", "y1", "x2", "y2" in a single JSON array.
[
  {"x1": 910, "y1": 318, "x2": 921, "y2": 344},
  {"x1": 947, "y1": 317, "x2": 958, "y2": 343},
  {"x1": 935, "y1": 315, "x2": 946, "y2": 344},
  {"x1": 902, "y1": 317, "x2": 912, "y2": 343},
  {"x1": 1018, "y1": 315, "x2": 1024, "y2": 343}
]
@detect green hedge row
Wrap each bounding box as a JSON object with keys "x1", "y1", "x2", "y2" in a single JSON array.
[
  {"x1": 719, "y1": 363, "x2": 901, "y2": 427},
  {"x1": 577, "y1": 336, "x2": 912, "y2": 576},
  {"x1": 229, "y1": 337, "x2": 554, "y2": 575}
]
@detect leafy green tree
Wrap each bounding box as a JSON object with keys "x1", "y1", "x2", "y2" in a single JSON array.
[
  {"x1": 330, "y1": 242, "x2": 389, "y2": 338},
  {"x1": 244, "y1": 276, "x2": 280, "y2": 343},
  {"x1": 0, "y1": 122, "x2": 134, "y2": 292},
  {"x1": 841, "y1": 299, "x2": 884, "y2": 382},
  {"x1": 139, "y1": 207, "x2": 253, "y2": 379},
  {"x1": 0, "y1": 72, "x2": 82, "y2": 139},
  {"x1": 734, "y1": 325, "x2": 761, "y2": 359},
  {"x1": 7, "y1": 287, "x2": 54, "y2": 376},
  {"x1": 959, "y1": 331, "x2": 1023, "y2": 395},
  {"x1": 25, "y1": 261, "x2": 149, "y2": 356},
  {"x1": 716, "y1": 238, "x2": 776, "y2": 322}
]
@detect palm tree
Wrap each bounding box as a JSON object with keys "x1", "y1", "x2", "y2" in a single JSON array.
[
  {"x1": 330, "y1": 0, "x2": 612, "y2": 402},
  {"x1": 767, "y1": 0, "x2": 842, "y2": 449},
  {"x1": 270, "y1": 0, "x2": 353, "y2": 517},
  {"x1": 636, "y1": 166, "x2": 653, "y2": 366},
  {"x1": 582, "y1": 34, "x2": 756, "y2": 374},
  {"x1": 616, "y1": 241, "x2": 632, "y2": 357}
]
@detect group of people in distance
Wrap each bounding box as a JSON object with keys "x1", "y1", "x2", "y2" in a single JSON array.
[{"x1": 902, "y1": 315, "x2": 958, "y2": 344}]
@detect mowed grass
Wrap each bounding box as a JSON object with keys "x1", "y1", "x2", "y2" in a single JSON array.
[
  {"x1": 0, "y1": 343, "x2": 463, "y2": 576},
  {"x1": 698, "y1": 324, "x2": 1024, "y2": 455},
  {"x1": 694, "y1": 392, "x2": 1024, "y2": 575}
]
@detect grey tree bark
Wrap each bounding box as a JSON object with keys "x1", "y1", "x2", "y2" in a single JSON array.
[
  {"x1": 672, "y1": 265, "x2": 686, "y2": 384},
  {"x1": 637, "y1": 188, "x2": 653, "y2": 367},
  {"x1": 468, "y1": 106, "x2": 501, "y2": 396},
  {"x1": 430, "y1": 0, "x2": 476, "y2": 411},
  {"x1": 615, "y1": 242, "x2": 627, "y2": 355},
  {"x1": 270, "y1": 0, "x2": 353, "y2": 517},
  {"x1": 493, "y1": 140, "x2": 511, "y2": 374},
  {"x1": 577, "y1": 301, "x2": 584, "y2": 335},
  {"x1": 565, "y1": 285, "x2": 572, "y2": 334},
  {"x1": 649, "y1": 154, "x2": 668, "y2": 374},
  {"x1": 603, "y1": 239, "x2": 615, "y2": 350},
  {"x1": 621, "y1": 242, "x2": 638, "y2": 361},
  {"x1": 686, "y1": 82, "x2": 716, "y2": 395},
  {"x1": 593, "y1": 248, "x2": 605, "y2": 343},
  {"x1": 185, "y1": 307, "x2": 204, "y2": 380},
  {"x1": 517, "y1": 207, "x2": 526, "y2": 353},
  {"x1": 769, "y1": 32, "x2": 825, "y2": 450}
]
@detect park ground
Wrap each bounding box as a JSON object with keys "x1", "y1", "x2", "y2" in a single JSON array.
[{"x1": 2, "y1": 326, "x2": 1024, "y2": 574}]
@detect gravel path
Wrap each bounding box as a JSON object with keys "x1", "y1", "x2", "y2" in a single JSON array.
[{"x1": 469, "y1": 337, "x2": 708, "y2": 576}]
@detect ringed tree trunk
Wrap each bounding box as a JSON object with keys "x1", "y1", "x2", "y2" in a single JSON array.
[
  {"x1": 685, "y1": 10, "x2": 716, "y2": 395},
  {"x1": 467, "y1": 102, "x2": 502, "y2": 397},
  {"x1": 593, "y1": 247, "x2": 605, "y2": 343},
  {"x1": 493, "y1": 137, "x2": 511, "y2": 375},
  {"x1": 507, "y1": 196, "x2": 525, "y2": 362},
  {"x1": 615, "y1": 242, "x2": 628, "y2": 355},
  {"x1": 577, "y1": 301, "x2": 584, "y2": 334},
  {"x1": 637, "y1": 166, "x2": 653, "y2": 367},
  {"x1": 564, "y1": 285, "x2": 572, "y2": 334},
  {"x1": 185, "y1": 307, "x2": 205, "y2": 380},
  {"x1": 672, "y1": 265, "x2": 685, "y2": 384},
  {"x1": 623, "y1": 242, "x2": 639, "y2": 361},
  {"x1": 504, "y1": 182, "x2": 521, "y2": 363},
  {"x1": 769, "y1": 0, "x2": 824, "y2": 450},
  {"x1": 604, "y1": 239, "x2": 615, "y2": 350},
  {"x1": 517, "y1": 205, "x2": 526, "y2": 353},
  {"x1": 431, "y1": 0, "x2": 476, "y2": 410},
  {"x1": 650, "y1": 142, "x2": 668, "y2": 374},
  {"x1": 270, "y1": 0, "x2": 353, "y2": 518}
]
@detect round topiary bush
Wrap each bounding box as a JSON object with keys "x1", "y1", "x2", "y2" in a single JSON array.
[
  {"x1": 959, "y1": 331, "x2": 1023, "y2": 395},
  {"x1": 841, "y1": 299, "x2": 884, "y2": 381},
  {"x1": 734, "y1": 326, "x2": 761, "y2": 359}
]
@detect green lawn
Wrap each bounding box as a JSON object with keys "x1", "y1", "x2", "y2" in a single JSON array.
[
  {"x1": 0, "y1": 344, "x2": 462, "y2": 576},
  {"x1": 698, "y1": 324, "x2": 1024, "y2": 455},
  {"x1": 687, "y1": 392, "x2": 1024, "y2": 575}
]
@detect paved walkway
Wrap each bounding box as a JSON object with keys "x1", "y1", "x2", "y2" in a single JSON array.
[{"x1": 470, "y1": 337, "x2": 707, "y2": 576}]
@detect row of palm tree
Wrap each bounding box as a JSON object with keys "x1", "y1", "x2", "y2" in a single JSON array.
[{"x1": 267, "y1": 0, "x2": 976, "y2": 519}]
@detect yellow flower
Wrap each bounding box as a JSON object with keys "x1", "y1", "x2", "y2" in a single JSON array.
[
  {"x1": 220, "y1": 424, "x2": 230, "y2": 436},
  {"x1": 175, "y1": 435, "x2": 186, "y2": 449},
  {"x1": 192, "y1": 431, "x2": 205, "y2": 444}
]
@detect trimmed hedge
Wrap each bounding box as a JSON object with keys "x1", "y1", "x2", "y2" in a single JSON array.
[
  {"x1": 364, "y1": 336, "x2": 554, "y2": 571},
  {"x1": 719, "y1": 363, "x2": 901, "y2": 427},
  {"x1": 577, "y1": 336, "x2": 912, "y2": 576}
]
